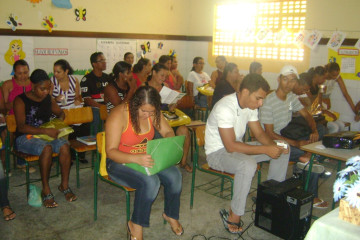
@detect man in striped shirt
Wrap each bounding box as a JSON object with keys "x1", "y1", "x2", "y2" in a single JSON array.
[{"x1": 260, "y1": 65, "x2": 328, "y2": 209}]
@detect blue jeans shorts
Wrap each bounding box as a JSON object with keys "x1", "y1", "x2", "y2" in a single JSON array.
[{"x1": 15, "y1": 135, "x2": 69, "y2": 156}]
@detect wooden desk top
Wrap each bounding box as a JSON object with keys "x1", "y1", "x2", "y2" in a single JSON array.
[
  {"x1": 300, "y1": 141, "x2": 360, "y2": 162},
  {"x1": 186, "y1": 120, "x2": 206, "y2": 128}
]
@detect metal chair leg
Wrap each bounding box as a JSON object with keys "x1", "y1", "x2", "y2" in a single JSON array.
[{"x1": 75, "y1": 151, "x2": 80, "y2": 188}]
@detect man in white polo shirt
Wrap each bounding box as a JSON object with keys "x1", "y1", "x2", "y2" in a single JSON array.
[{"x1": 205, "y1": 73, "x2": 289, "y2": 234}]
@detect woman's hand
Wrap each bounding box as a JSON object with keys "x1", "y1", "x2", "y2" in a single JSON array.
[
  {"x1": 55, "y1": 95, "x2": 65, "y2": 102},
  {"x1": 134, "y1": 154, "x2": 154, "y2": 168},
  {"x1": 43, "y1": 128, "x2": 60, "y2": 139},
  {"x1": 168, "y1": 104, "x2": 177, "y2": 112},
  {"x1": 74, "y1": 99, "x2": 82, "y2": 106},
  {"x1": 127, "y1": 75, "x2": 137, "y2": 90}
]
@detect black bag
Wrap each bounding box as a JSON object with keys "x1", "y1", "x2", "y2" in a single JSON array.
[{"x1": 280, "y1": 116, "x2": 311, "y2": 140}]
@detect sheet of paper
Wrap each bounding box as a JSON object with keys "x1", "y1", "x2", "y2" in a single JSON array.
[
  {"x1": 315, "y1": 144, "x2": 326, "y2": 150},
  {"x1": 341, "y1": 57, "x2": 356, "y2": 73},
  {"x1": 159, "y1": 86, "x2": 186, "y2": 104}
]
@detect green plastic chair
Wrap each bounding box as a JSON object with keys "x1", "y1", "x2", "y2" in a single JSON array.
[
  {"x1": 5, "y1": 115, "x2": 60, "y2": 195},
  {"x1": 93, "y1": 132, "x2": 135, "y2": 222},
  {"x1": 63, "y1": 107, "x2": 96, "y2": 188},
  {"x1": 190, "y1": 125, "x2": 235, "y2": 209}
]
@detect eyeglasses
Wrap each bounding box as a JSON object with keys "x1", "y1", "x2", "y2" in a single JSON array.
[{"x1": 96, "y1": 59, "x2": 106, "y2": 63}]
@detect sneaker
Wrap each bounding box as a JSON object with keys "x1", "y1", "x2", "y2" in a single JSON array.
[
  {"x1": 296, "y1": 162, "x2": 324, "y2": 174},
  {"x1": 16, "y1": 164, "x2": 36, "y2": 174}
]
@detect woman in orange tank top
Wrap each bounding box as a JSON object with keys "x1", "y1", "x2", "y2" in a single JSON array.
[{"x1": 106, "y1": 86, "x2": 184, "y2": 240}]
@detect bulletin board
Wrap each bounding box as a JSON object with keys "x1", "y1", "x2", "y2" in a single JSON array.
[
  {"x1": 97, "y1": 39, "x2": 137, "y2": 74},
  {"x1": 328, "y1": 46, "x2": 360, "y2": 80}
]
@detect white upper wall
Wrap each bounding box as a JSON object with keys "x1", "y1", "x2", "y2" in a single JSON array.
[{"x1": 2, "y1": 0, "x2": 359, "y2": 37}]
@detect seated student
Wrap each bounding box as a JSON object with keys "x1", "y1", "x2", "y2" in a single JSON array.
[
  {"x1": 0, "y1": 86, "x2": 15, "y2": 221},
  {"x1": 0, "y1": 88, "x2": 8, "y2": 175},
  {"x1": 104, "y1": 61, "x2": 136, "y2": 113},
  {"x1": 14, "y1": 69, "x2": 77, "y2": 208},
  {"x1": 210, "y1": 56, "x2": 227, "y2": 88},
  {"x1": 260, "y1": 65, "x2": 328, "y2": 209},
  {"x1": 106, "y1": 86, "x2": 183, "y2": 239},
  {"x1": 80, "y1": 52, "x2": 109, "y2": 135},
  {"x1": 249, "y1": 61, "x2": 262, "y2": 75},
  {"x1": 211, "y1": 63, "x2": 243, "y2": 108},
  {"x1": 1, "y1": 159, "x2": 15, "y2": 221},
  {"x1": 186, "y1": 57, "x2": 211, "y2": 108},
  {"x1": 159, "y1": 55, "x2": 176, "y2": 90},
  {"x1": 124, "y1": 52, "x2": 135, "y2": 66},
  {"x1": 169, "y1": 55, "x2": 184, "y2": 91},
  {"x1": 2, "y1": 60, "x2": 35, "y2": 173},
  {"x1": 145, "y1": 64, "x2": 192, "y2": 172},
  {"x1": 51, "y1": 59, "x2": 89, "y2": 163},
  {"x1": 132, "y1": 58, "x2": 152, "y2": 87},
  {"x1": 205, "y1": 74, "x2": 289, "y2": 233}
]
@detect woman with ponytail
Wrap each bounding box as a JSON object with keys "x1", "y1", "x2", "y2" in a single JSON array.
[
  {"x1": 104, "y1": 61, "x2": 136, "y2": 113},
  {"x1": 186, "y1": 57, "x2": 211, "y2": 108},
  {"x1": 132, "y1": 58, "x2": 152, "y2": 87}
]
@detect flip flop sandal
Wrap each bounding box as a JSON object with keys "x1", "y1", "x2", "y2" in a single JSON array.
[
  {"x1": 219, "y1": 209, "x2": 243, "y2": 234},
  {"x1": 2, "y1": 206, "x2": 16, "y2": 221},
  {"x1": 42, "y1": 193, "x2": 58, "y2": 208},
  {"x1": 58, "y1": 186, "x2": 77, "y2": 202},
  {"x1": 313, "y1": 200, "x2": 329, "y2": 209},
  {"x1": 127, "y1": 222, "x2": 137, "y2": 240},
  {"x1": 162, "y1": 213, "x2": 184, "y2": 236}
]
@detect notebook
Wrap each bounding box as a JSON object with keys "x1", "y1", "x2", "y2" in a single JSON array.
[
  {"x1": 76, "y1": 135, "x2": 96, "y2": 145},
  {"x1": 34, "y1": 119, "x2": 74, "y2": 141},
  {"x1": 125, "y1": 135, "x2": 185, "y2": 176}
]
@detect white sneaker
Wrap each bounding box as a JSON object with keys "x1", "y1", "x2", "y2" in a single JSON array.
[{"x1": 296, "y1": 162, "x2": 324, "y2": 174}]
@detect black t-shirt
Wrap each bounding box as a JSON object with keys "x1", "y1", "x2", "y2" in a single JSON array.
[
  {"x1": 106, "y1": 79, "x2": 129, "y2": 112},
  {"x1": 80, "y1": 71, "x2": 109, "y2": 104},
  {"x1": 16, "y1": 93, "x2": 52, "y2": 137},
  {"x1": 211, "y1": 79, "x2": 235, "y2": 108}
]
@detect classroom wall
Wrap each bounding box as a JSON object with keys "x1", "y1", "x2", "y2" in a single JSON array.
[{"x1": 0, "y1": 0, "x2": 191, "y2": 36}]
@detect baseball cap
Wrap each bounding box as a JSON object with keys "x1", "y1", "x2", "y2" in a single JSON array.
[{"x1": 280, "y1": 65, "x2": 299, "y2": 79}]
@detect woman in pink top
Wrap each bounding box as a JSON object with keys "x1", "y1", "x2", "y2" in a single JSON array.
[
  {"x1": 2, "y1": 60, "x2": 32, "y2": 115},
  {"x1": 1, "y1": 59, "x2": 34, "y2": 173},
  {"x1": 132, "y1": 58, "x2": 152, "y2": 87}
]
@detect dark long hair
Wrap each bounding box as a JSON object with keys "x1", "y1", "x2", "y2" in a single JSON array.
[
  {"x1": 191, "y1": 57, "x2": 203, "y2": 71},
  {"x1": 133, "y1": 58, "x2": 150, "y2": 73},
  {"x1": 109, "y1": 61, "x2": 131, "y2": 81},
  {"x1": 147, "y1": 63, "x2": 168, "y2": 81},
  {"x1": 308, "y1": 66, "x2": 325, "y2": 80},
  {"x1": 325, "y1": 62, "x2": 340, "y2": 73},
  {"x1": 54, "y1": 59, "x2": 74, "y2": 75},
  {"x1": 129, "y1": 86, "x2": 161, "y2": 134},
  {"x1": 13, "y1": 59, "x2": 29, "y2": 72},
  {"x1": 220, "y1": 62, "x2": 238, "y2": 83}
]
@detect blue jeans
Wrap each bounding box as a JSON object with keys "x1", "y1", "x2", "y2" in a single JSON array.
[
  {"x1": 289, "y1": 123, "x2": 325, "y2": 197},
  {"x1": 106, "y1": 159, "x2": 182, "y2": 227},
  {"x1": 194, "y1": 93, "x2": 208, "y2": 108},
  {"x1": 15, "y1": 135, "x2": 68, "y2": 156},
  {"x1": 0, "y1": 161, "x2": 9, "y2": 207},
  {"x1": 91, "y1": 107, "x2": 101, "y2": 135}
]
